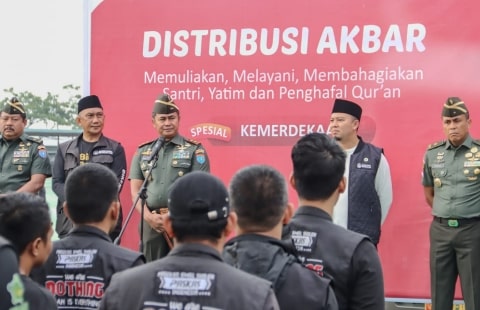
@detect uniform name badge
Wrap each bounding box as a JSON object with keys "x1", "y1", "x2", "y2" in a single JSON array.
[{"x1": 447, "y1": 219, "x2": 458, "y2": 227}]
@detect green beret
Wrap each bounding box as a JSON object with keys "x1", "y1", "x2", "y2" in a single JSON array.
[
  {"x1": 153, "y1": 94, "x2": 179, "y2": 115},
  {"x1": 442, "y1": 97, "x2": 468, "y2": 117},
  {"x1": 2, "y1": 97, "x2": 26, "y2": 118}
]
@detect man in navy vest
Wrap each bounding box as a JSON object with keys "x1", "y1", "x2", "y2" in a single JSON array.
[{"x1": 328, "y1": 99, "x2": 393, "y2": 246}]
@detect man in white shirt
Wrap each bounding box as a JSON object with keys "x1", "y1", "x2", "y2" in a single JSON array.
[{"x1": 329, "y1": 99, "x2": 393, "y2": 246}]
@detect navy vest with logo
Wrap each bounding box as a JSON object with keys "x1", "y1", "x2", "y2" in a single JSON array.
[{"x1": 347, "y1": 138, "x2": 382, "y2": 245}]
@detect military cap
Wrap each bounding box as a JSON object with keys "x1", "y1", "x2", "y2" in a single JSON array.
[
  {"x1": 153, "y1": 93, "x2": 179, "y2": 115},
  {"x1": 331, "y1": 99, "x2": 362, "y2": 120},
  {"x1": 78, "y1": 95, "x2": 103, "y2": 114},
  {"x1": 442, "y1": 97, "x2": 468, "y2": 117},
  {"x1": 168, "y1": 171, "x2": 229, "y2": 223},
  {"x1": 2, "y1": 97, "x2": 26, "y2": 118}
]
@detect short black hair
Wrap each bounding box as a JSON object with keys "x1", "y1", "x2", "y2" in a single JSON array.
[
  {"x1": 171, "y1": 220, "x2": 228, "y2": 243},
  {"x1": 229, "y1": 165, "x2": 287, "y2": 232},
  {"x1": 291, "y1": 133, "x2": 346, "y2": 200},
  {"x1": 0, "y1": 192, "x2": 51, "y2": 256},
  {"x1": 65, "y1": 163, "x2": 119, "y2": 224}
]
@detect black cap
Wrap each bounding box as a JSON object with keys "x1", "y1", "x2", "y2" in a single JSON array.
[
  {"x1": 153, "y1": 93, "x2": 179, "y2": 114},
  {"x1": 78, "y1": 95, "x2": 103, "y2": 114},
  {"x1": 168, "y1": 171, "x2": 229, "y2": 223},
  {"x1": 442, "y1": 97, "x2": 468, "y2": 117},
  {"x1": 331, "y1": 99, "x2": 362, "y2": 120},
  {"x1": 2, "y1": 97, "x2": 26, "y2": 118}
]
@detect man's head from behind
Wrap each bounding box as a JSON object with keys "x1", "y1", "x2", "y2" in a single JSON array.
[
  {"x1": 229, "y1": 165, "x2": 290, "y2": 234},
  {"x1": 291, "y1": 133, "x2": 346, "y2": 201},
  {"x1": 64, "y1": 163, "x2": 120, "y2": 229},
  {"x1": 0, "y1": 192, "x2": 53, "y2": 267},
  {"x1": 166, "y1": 171, "x2": 234, "y2": 244}
]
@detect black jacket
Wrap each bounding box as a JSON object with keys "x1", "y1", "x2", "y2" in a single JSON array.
[
  {"x1": 31, "y1": 226, "x2": 145, "y2": 310},
  {"x1": 223, "y1": 234, "x2": 338, "y2": 310},
  {"x1": 52, "y1": 134, "x2": 126, "y2": 240},
  {"x1": 99, "y1": 243, "x2": 279, "y2": 310},
  {"x1": 283, "y1": 206, "x2": 385, "y2": 310}
]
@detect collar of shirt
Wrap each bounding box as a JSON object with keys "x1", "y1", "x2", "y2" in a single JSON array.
[
  {"x1": 68, "y1": 225, "x2": 112, "y2": 242},
  {"x1": 225, "y1": 233, "x2": 296, "y2": 255},
  {"x1": 295, "y1": 205, "x2": 333, "y2": 222},
  {"x1": 168, "y1": 243, "x2": 223, "y2": 262},
  {"x1": 445, "y1": 134, "x2": 473, "y2": 150}
]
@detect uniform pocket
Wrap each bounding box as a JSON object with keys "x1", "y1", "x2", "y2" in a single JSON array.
[
  {"x1": 170, "y1": 159, "x2": 191, "y2": 182},
  {"x1": 91, "y1": 154, "x2": 114, "y2": 165},
  {"x1": 431, "y1": 168, "x2": 447, "y2": 178}
]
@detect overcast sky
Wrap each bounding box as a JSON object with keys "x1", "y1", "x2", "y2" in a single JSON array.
[{"x1": 0, "y1": 0, "x2": 89, "y2": 98}]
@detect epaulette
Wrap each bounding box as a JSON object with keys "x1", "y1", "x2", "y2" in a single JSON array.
[
  {"x1": 26, "y1": 135, "x2": 44, "y2": 145},
  {"x1": 138, "y1": 139, "x2": 157, "y2": 148},
  {"x1": 185, "y1": 138, "x2": 200, "y2": 145},
  {"x1": 427, "y1": 140, "x2": 446, "y2": 150}
]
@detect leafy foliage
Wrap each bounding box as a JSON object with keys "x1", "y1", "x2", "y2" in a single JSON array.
[{"x1": 2, "y1": 85, "x2": 81, "y2": 128}]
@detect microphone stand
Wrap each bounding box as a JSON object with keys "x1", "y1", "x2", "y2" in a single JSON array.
[{"x1": 114, "y1": 154, "x2": 159, "y2": 252}]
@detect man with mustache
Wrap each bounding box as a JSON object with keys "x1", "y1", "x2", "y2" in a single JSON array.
[
  {"x1": 0, "y1": 97, "x2": 51, "y2": 195},
  {"x1": 422, "y1": 97, "x2": 480, "y2": 310},
  {"x1": 129, "y1": 93, "x2": 210, "y2": 261}
]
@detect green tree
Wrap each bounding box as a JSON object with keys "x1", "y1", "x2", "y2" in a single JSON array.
[{"x1": 2, "y1": 85, "x2": 81, "y2": 128}]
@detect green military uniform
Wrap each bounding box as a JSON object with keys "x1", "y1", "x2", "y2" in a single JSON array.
[
  {"x1": 423, "y1": 136, "x2": 480, "y2": 218},
  {"x1": 0, "y1": 133, "x2": 52, "y2": 194},
  {"x1": 129, "y1": 134, "x2": 210, "y2": 261},
  {"x1": 422, "y1": 97, "x2": 480, "y2": 310}
]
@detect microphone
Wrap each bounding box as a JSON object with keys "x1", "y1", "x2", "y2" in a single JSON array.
[{"x1": 146, "y1": 137, "x2": 165, "y2": 162}]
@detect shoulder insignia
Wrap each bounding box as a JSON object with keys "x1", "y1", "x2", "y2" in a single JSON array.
[
  {"x1": 185, "y1": 138, "x2": 200, "y2": 145},
  {"x1": 26, "y1": 136, "x2": 43, "y2": 145},
  {"x1": 138, "y1": 139, "x2": 157, "y2": 148},
  {"x1": 427, "y1": 140, "x2": 446, "y2": 150}
]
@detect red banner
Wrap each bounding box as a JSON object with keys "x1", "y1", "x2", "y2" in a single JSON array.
[{"x1": 91, "y1": 0, "x2": 480, "y2": 300}]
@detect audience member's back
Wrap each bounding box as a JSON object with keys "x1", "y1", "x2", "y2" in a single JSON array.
[
  {"x1": 99, "y1": 171, "x2": 279, "y2": 310},
  {"x1": 284, "y1": 133, "x2": 385, "y2": 310},
  {"x1": 31, "y1": 163, "x2": 145, "y2": 309},
  {"x1": 0, "y1": 193, "x2": 57, "y2": 309},
  {"x1": 223, "y1": 165, "x2": 338, "y2": 310}
]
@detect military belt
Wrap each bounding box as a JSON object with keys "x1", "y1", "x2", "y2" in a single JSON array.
[{"x1": 434, "y1": 216, "x2": 480, "y2": 227}]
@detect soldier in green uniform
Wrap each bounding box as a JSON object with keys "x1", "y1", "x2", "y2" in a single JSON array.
[
  {"x1": 0, "y1": 97, "x2": 52, "y2": 194},
  {"x1": 422, "y1": 97, "x2": 480, "y2": 310},
  {"x1": 129, "y1": 93, "x2": 210, "y2": 262}
]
